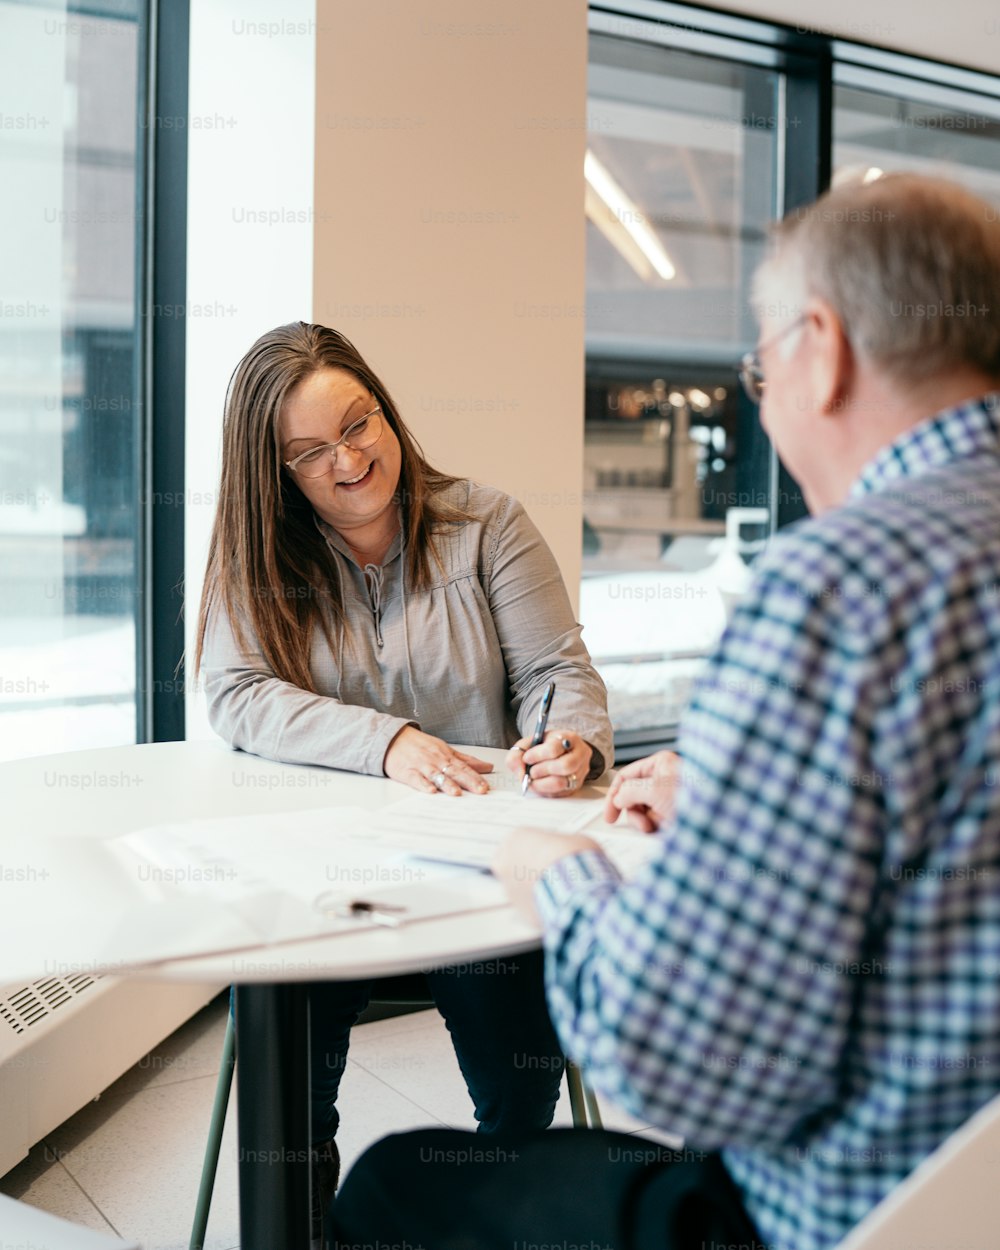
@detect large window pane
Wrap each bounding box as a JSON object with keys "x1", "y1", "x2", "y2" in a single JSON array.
[
  {"x1": 834, "y1": 80, "x2": 1000, "y2": 203},
  {"x1": 583, "y1": 28, "x2": 780, "y2": 752},
  {"x1": 0, "y1": 2, "x2": 141, "y2": 761}
]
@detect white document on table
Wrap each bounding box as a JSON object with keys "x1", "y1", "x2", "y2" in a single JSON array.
[
  {"x1": 0, "y1": 807, "x2": 509, "y2": 981},
  {"x1": 371, "y1": 790, "x2": 604, "y2": 835},
  {"x1": 109, "y1": 804, "x2": 508, "y2": 943},
  {"x1": 359, "y1": 790, "x2": 656, "y2": 877},
  {"x1": 0, "y1": 787, "x2": 654, "y2": 982}
]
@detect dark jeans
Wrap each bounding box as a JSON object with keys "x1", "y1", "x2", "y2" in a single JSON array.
[
  {"x1": 330, "y1": 1127, "x2": 766, "y2": 1250},
  {"x1": 308, "y1": 949, "x2": 565, "y2": 1142}
]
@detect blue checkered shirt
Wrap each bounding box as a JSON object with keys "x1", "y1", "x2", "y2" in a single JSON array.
[{"x1": 538, "y1": 394, "x2": 1000, "y2": 1250}]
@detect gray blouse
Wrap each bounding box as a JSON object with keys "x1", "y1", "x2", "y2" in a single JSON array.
[{"x1": 201, "y1": 479, "x2": 613, "y2": 778}]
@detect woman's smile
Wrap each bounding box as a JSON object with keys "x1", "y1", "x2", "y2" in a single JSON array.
[{"x1": 336, "y1": 460, "x2": 375, "y2": 490}]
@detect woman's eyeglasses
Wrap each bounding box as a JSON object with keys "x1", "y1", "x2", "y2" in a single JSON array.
[{"x1": 284, "y1": 404, "x2": 384, "y2": 478}]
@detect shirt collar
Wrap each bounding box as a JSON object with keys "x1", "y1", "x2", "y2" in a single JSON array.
[
  {"x1": 850, "y1": 391, "x2": 1000, "y2": 499},
  {"x1": 312, "y1": 511, "x2": 402, "y2": 567}
]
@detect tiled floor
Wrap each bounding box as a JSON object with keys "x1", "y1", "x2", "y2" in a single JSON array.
[{"x1": 0, "y1": 992, "x2": 679, "y2": 1249}]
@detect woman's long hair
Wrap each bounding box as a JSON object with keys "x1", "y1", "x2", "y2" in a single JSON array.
[{"x1": 193, "y1": 321, "x2": 467, "y2": 691}]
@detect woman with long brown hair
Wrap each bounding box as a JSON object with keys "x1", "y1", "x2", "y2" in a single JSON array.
[{"x1": 194, "y1": 321, "x2": 612, "y2": 1227}]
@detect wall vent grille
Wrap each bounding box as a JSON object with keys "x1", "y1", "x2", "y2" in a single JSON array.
[{"x1": 0, "y1": 975, "x2": 99, "y2": 1036}]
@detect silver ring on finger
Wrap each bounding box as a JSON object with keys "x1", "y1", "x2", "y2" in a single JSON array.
[
  {"x1": 431, "y1": 770, "x2": 447, "y2": 790},
  {"x1": 560, "y1": 737, "x2": 572, "y2": 754},
  {"x1": 565, "y1": 773, "x2": 578, "y2": 792}
]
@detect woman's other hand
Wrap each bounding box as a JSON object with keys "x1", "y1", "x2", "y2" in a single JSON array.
[
  {"x1": 384, "y1": 725, "x2": 493, "y2": 796},
  {"x1": 505, "y1": 729, "x2": 594, "y2": 798}
]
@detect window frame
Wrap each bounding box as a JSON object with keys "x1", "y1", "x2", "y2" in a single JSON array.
[{"x1": 136, "y1": 0, "x2": 189, "y2": 743}]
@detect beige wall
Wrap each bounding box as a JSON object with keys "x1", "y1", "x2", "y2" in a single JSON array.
[
  {"x1": 701, "y1": 0, "x2": 1000, "y2": 75},
  {"x1": 313, "y1": 0, "x2": 589, "y2": 596}
]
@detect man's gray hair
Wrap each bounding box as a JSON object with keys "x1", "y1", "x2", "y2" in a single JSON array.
[{"x1": 753, "y1": 173, "x2": 1000, "y2": 385}]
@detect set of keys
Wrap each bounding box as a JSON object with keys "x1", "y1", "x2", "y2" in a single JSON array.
[{"x1": 313, "y1": 893, "x2": 407, "y2": 928}]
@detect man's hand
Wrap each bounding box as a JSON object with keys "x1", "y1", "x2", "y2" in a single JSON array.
[
  {"x1": 492, "y1": 827, "x2": 600, "y2": 922},
  {"x1": 603, "y1": 750, "x2": 682, "y2": 833}
]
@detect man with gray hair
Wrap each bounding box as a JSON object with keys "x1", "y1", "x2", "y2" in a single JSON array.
[{"x1": 330, "y1": 173, "x2": 1000, "y2": 1250}]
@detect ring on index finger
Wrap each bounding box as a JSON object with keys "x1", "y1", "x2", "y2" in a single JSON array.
[{"x1": 560, "y1": 737, "x2": 572, "y2": 754}]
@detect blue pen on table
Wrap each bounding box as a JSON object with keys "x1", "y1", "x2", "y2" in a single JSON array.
[{"x1": 521, "y1": 681, "x2": 556, "y2": 795}]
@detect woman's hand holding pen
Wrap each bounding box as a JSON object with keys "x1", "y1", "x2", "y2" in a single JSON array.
[
  {"x1": 505, "y1": 730, "x2": 593, "y2": 798},
  {"x1": 384, "y1": 725, "x2": 492, "y2": 796}
]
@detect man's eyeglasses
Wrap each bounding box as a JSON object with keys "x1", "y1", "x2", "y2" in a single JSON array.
[
  {"x1": 284, "y1": 404, "x2": 384, "y2": 478},
  {"x1": 737, "y1": 316, "x2": 807, "y2": 404}
]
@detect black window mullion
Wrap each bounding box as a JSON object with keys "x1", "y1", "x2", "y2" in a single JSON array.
[
  {"x1": 138, "y1": 0, "x2": 189, "y2": 744},
  {"x1": 133, "y1": 0, "x2": 151, "y2": 745},
  {"x1": 772, "y1": 42, "x2": 833, "y2": 531}
]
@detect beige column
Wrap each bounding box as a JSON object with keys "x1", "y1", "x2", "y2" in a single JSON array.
[{"x1": 314, "y1": 0, "x2": 589, "y2": 597}]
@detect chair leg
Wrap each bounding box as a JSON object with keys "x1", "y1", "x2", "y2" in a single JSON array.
[
  {"x1": 190, "y1": 1010, "x2": 237, "y2": 1250},
  {"x1": 565, "y1": 1059, "x2": 602, "y2": 1129},
  {"x1": 565, "y1": 1060, "x2": 589, "y2": 1128},
  {"x1": 583, "y1": 1080, "x2": 603, "y2": 1129}
]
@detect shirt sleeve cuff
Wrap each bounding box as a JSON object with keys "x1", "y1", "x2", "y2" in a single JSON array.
[
  {"x1": 373, "y1": 717, "x2": 420, "y2": 776},
  {"x1": 535, "y1": 848, "x2": 622, "y2": 925},
  {"x1": 585, "y1": 744, "x2": 606, "y2": 780}
]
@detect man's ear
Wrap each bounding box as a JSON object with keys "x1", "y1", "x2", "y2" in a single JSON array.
[{"x1": 805, "y1": 296, "x2": 853, "y2": 415}]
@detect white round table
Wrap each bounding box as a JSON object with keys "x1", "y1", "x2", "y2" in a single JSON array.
[{"x1": 3, "y1": 738, "x2": 609, "y2": 1249}]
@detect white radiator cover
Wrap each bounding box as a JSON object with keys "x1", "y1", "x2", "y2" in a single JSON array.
[{"x1": 0, "y1": 974, "x2": 220, "y2": 1177}]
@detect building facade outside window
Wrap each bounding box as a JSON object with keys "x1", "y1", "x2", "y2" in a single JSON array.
[{"x1": 0, "y1": 1, "x2": 142, "y2": 762}]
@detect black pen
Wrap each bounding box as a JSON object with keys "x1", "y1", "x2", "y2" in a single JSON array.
[{"x1": 522, "y1": 681, "x2": 556, "y2": 795}]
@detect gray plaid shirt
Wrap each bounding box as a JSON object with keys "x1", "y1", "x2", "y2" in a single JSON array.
[{"x1": 538, "y1": 394, "x2": 1000, "y2": 1250}]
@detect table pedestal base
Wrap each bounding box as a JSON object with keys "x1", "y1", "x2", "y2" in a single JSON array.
[{"x1": 236, "y1": 984, "x2": 311, "y2": 1250}]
